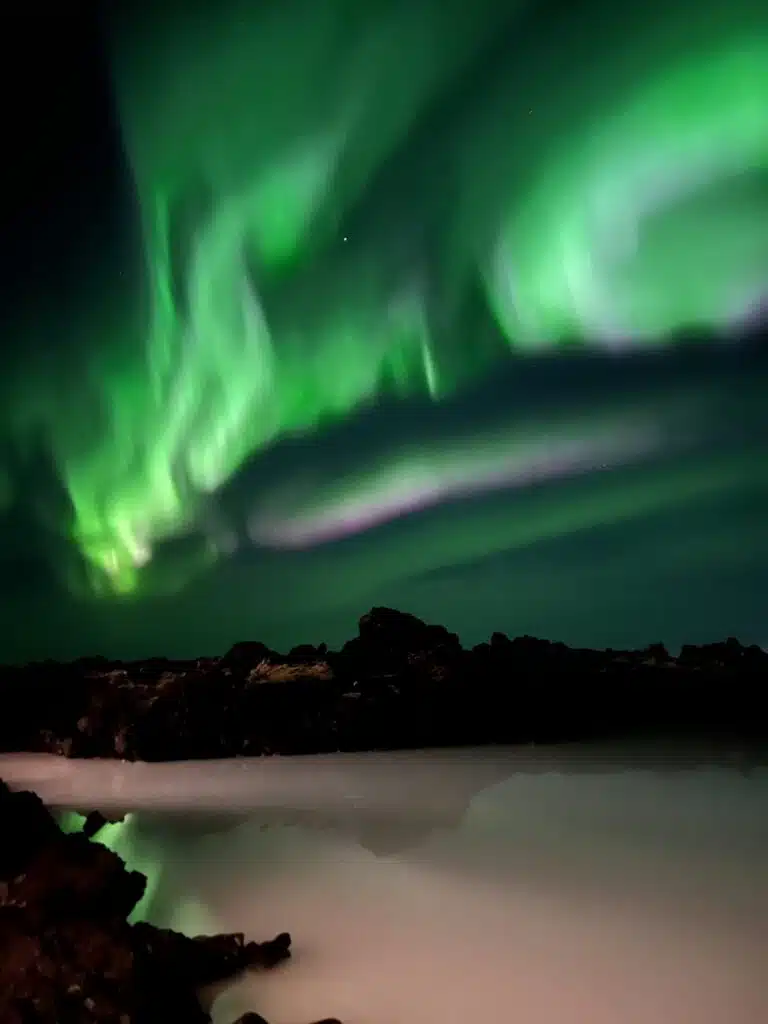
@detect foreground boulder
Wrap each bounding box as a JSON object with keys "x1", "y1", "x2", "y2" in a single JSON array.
[{"x1": 0, "y1": 781, "x2": 339, "y2": 1024}]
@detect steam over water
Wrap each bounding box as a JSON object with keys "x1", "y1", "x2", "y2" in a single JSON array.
[{"x1": 3, "y1": 744, "x2": 766, "y2": 1023}]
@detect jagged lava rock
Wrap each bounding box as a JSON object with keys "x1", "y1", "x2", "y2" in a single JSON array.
[
  {"x1": 0, "y1": 781, "x2": 337, "y2": 1024},
  {"x1": 0, "y1": 607, "x2": 765, "y2": 760}
]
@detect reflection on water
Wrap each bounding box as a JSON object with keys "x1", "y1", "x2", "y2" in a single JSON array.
[{"x1": 2, "y1": 745, "x2": 767, "y2": 1024}]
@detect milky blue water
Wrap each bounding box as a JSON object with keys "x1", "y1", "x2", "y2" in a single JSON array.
[{"x1": 3, "y1": 744, "x2": 766, "y2": 1024}]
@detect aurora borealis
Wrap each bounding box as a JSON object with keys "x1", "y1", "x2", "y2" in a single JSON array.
[{"x1": 0, "y1": 0, "x2": 765, "y2": 661}]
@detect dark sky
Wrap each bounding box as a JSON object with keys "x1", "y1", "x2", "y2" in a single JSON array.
[{"x1": 0, "y1": 3, "x2": 765, "y2": 663}]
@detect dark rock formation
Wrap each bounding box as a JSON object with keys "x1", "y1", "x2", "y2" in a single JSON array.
[
  {"x1": 0, "y1": 608, "x2": 764, "y2": 1017},
  {"x1": 0, "y1": 607, "x2": 765, "y2": 761},
  {"x1": 0, "y1": 780, "x2": 338, "y2": 1024}
]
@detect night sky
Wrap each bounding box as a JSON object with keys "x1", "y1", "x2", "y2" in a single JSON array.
[{"x1": 0, "y1": 1, "x2": 766, "y2": 663}]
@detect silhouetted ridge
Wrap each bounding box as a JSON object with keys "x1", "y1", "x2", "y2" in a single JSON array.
[{"x1": 0, "y1": 608, "x2": 765, "y2": 760}]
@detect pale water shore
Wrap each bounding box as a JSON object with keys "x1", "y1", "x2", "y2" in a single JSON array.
[{"x1": 2, "y1": 744, "x2": 766, "y2": 1024}]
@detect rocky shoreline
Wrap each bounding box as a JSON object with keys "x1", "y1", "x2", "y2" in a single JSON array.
[
  {"x1": 0, "y1": 607, "x2": 765, "y2": 761},
  {"x1": 0, "y1": 779, "x2": 340, "y2": 1024},
  {"x1": 0, "y1": 606, "x2": 765, "y2": 1021}
]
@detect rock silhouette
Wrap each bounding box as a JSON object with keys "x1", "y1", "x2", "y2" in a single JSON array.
[
  {"x1": 0, "y1": 607, "x2": 764, "y2": 761},
  {"x1": 0, "y1": 779, "x2": 338, "y2": 1024}
]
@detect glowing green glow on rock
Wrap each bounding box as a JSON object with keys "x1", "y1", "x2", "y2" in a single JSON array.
[{"x1": 57, "y1": 812, "x2": 160, "y2": 922}]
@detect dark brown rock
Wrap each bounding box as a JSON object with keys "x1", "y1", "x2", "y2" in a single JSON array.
[
  {"x1": 81, "y1": 811, "x2": 126, "y2": 839},
  {"x1": 0, "y1": 607, "x2": 765, "y2": 761},
  {"x1": 0, "y1": 780, "x2": 337, "y2": 1024}
]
